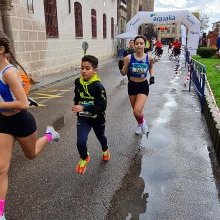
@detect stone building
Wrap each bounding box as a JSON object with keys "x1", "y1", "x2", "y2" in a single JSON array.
[
  {"x1": 154, "y1": 23, "x2": 181, "y2": 44},
  {"x1": 117, "y1": 0, "x2": 154, "y2": 47},
  {"x1": 207, "y1": 21, "x2": 220, "y2": 48},
  {"x1": 141, "y1": 0, "x2": 154, "y2": 12},
  {"x1": 0, "y1": 0, "x2": 117, "y2": 78},
  {"x1": 127, "y1": 0, "x2": 154, "y2": 21},
  {"x1": 212, "y1": 21, "x2": 220, "y2": 33},
  {"x1": 117, "y1": 0, "x2": 127, "y2": 34}
]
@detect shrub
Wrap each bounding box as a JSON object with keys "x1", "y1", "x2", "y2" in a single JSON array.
[{"x1": 197, "y1": 47, "x2": 217, "y2": 58}]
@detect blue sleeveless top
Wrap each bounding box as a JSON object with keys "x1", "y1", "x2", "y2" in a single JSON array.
[
  {"x1": 0, "y1": 64, "x2": 17, "y2": 112},
  {"x1": 128, "y1": 54, "x2": 150, "y2": 78}
]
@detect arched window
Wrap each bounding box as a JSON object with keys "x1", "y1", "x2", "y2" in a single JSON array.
[
  {"x1": 91, "y1": 9, "x2": 97, "y2": 38},
  {"x1": 43, "y1": 0, "x2": 59, "y2": 37},
  {"x1": 74, "y1": 2, "x2": 83, "y2": 38},
  {"x1": 103, "y1": 14, "x2": 107, "y2": 39},
  {"x1": 111, "y1": 17, "x2": 114, "y2": 39},
  {"x1": 27, "y1": 0, "x2": 34, "y2": 13}
]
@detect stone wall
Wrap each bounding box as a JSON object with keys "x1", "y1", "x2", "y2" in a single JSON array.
[
  {"x1": 10, "y1": 0, "x2": 117, "y2": 78},
  {"x1": 203, "y1": 86, "x2": 220, "y2": 164}
]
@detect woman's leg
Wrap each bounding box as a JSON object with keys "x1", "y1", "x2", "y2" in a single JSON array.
[
  {"x1": 16, "y1": 131, "x2": 48, "y2": 159},
  {"x1": 0, "y1": 133, "x2": 15, "y2": 216},
  {"x1": 129, "y1": 95, "x2": 137, "y2": 109},
  {"x1": 131, "y1": 94, "x2": 149, "y2": 134},
  {"x1": 17, "y1": 127, "x2": 59, "y2": 160},
  {"x1": 131, "y1": 94, "x2": 148, "y2": 123}
]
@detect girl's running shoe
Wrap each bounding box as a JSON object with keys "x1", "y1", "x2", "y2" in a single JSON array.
[
  {"x1": 141, "y1": 120, "x2": 149, "y2": 134},
  {"x1": 102, "y1": 150, "x2": 110, "y2": 161},
  {"x1": 76, "y1": 156, "x2": 91, "y2": 174},
  {"x1": 46, "y1": 126, "x2": 60, "y2": 142},
  {"x1": 135, "y1": 124, "x2": 142, "y2": 135},
  {"x1": 0, "y1": 215, "x2": 6, "y2": 220}
]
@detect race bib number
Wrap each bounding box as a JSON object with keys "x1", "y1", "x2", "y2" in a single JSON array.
[{"x1": 131, "y1": 63, "x2": 148, "y2": 75}]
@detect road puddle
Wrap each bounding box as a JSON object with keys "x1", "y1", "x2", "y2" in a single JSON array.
[{"x1": 106, "y1": 151, "x2": 149, "y2": 220}]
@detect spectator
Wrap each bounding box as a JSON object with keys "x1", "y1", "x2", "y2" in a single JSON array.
[{"x1": 217, "y1": 33, "x2": 220, "y2": 52}]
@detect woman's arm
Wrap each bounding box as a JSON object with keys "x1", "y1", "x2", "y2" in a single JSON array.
[
  {"x1": 148, "y1": 55, "x2": 155, "y2": 85},
  {"x1": 148, "y1": 55, "x2": 154, "y2": 76},
  {"x1": 0, "y1": 69, "x2": 29, "y2": 110},
  {"x1": 120, "y1": 55, "x2": 130, "y2": 76}
]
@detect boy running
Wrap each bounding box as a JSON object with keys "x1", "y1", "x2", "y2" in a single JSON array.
[{"x1": 72, "y1": 55, "x2": 110, "y2": 174}]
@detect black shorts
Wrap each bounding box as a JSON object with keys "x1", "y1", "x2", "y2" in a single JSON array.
[
  {"x1": 0, "y1": 110, "x2": 37, "y2": 137},
  {"x1": 128, "y1": 80, "x2": 149, "y2": 96}
]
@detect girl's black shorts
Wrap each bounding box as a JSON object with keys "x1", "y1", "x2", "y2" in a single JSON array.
[
  {"x1": 128, "y1": 79, "x2": 149, "y2": 96},
  {"x1": 0, "y1": 110, "x2": 37, "y2": 137}
]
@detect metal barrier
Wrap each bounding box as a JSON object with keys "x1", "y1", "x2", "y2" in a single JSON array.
[
  {"x1": 185, "y1": 47, "x2": 190, "y2": 67},
  {"x1": 184, "y1": 47, "x2": 206, "y2": 112},
  {"x1": 188, "y1": 58, "x2": 206, "y2": 112}
]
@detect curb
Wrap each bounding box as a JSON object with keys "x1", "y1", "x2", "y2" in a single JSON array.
[
  {"x1": 30, "y1": 72, "x2": 78, "y2": 93},
  {"x1": 204, "y1": 86, "x2": 220, "y2": 163}
]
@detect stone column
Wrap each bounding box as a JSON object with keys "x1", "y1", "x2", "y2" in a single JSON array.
[{"x1": 0, "y1": 0, "x2": 15, "y2": 54}]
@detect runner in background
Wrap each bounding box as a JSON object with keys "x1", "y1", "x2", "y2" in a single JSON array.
[
  {"x1": 172, "y1": 39, "x2": 181, "y2": 56},
  {"x1": 123, "y1": 39, "x2": 135, "y2": 57}
]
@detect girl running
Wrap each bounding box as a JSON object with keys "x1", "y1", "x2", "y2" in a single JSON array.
[
  {"x1": 118, "y1": 35, "x2": 154, "y2": 135},
  {"x1": 0, "y1": 31, "x2": 60, "y2": 220}
]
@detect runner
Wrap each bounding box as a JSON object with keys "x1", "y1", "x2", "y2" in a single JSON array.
[
  {"x1": 72, "y1": 55, "x2": 110, "y2": 175},
  {"x1": 0, "y1": 31, "x2": 60, "y2": 220},
  {"x1": 123, "y1": 39, "x2": 135, "y2": 57},
  {"x1": 154, "y1": 40, "x2": 163, "y2": 57},
  {"x1": 172, "y1": 38, "x2": 181, "y2": 56},
  {"x1": 118, "y1": 35, "x2": 155, "y2": 135}
]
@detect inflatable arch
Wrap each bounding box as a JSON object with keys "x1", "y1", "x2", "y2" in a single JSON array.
[{"x1": 116, "y1": 10, "x2": 200, "y2": 55}]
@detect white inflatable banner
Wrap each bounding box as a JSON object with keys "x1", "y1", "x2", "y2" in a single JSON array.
[
  {"x1": 181, "y1": 25, "x2": 187, "y2": 46},
  {"x1": 115, "y1": 10, "x2": 201, "y2": 55}
]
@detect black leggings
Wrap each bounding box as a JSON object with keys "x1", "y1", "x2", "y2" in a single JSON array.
[
  {"x1": 76, "y1": 118, "x2": 108, "y2": 160},
  {"x1": 0, "y1": 110, "x2": 37, "y2": 137}
]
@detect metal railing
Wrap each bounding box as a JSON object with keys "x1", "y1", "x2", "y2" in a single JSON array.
[{"x1": 185, "y1": 48, "x2": 206, "y2": 112}]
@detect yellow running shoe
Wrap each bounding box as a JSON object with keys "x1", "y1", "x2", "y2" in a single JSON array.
[
  {"x1": 102, "y1": 150, "x2": 110, "y2": 161},
  {"x1": 75, "y1": 156, "x2": 90, "y2": 174}
]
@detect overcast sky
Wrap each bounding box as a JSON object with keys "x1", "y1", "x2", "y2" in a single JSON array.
[{"x1": 154, "y1": 0, "x2": 220, "y2": 31}]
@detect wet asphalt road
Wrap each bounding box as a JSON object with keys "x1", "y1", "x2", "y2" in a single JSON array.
[{"x1": 5, "y1": 49, "x2": 220, "y2": 220}]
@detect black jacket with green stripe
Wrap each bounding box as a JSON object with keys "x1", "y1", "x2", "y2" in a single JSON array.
[{"x1": 74, "y1": 74, "x2": 107, "y2": 124}]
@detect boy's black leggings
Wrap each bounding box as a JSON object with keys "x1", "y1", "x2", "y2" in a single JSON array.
[{"x1": 76, "y1": 118, "x2": 108, "y2": 160}]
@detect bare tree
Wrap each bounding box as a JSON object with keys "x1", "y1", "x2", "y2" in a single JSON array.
[{"x1": 193, "y1": 10, "x2": 209, "y2": 33}]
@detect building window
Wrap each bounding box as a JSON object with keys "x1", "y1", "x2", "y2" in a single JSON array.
[
  {"x1": 43, "y1": 0, "x2": 59, "y2": 37},
  {"x1": 139, "y1": 4, "x2": 142, "y2": 11},
  {"x1": 111, "y1": 17, "x2": 114, "y2": 39},
  {"x1": 103, "y1": 14, "x2": 107, "y2": 39},
  {"x1": 91, "y1": 9, "x2": 97, "y2": 38},
  {"x1": 74, "y1": 2, "x2": 83, "y2": 38},
  {"x1": 27, "y1": 0, "x2": 34, "y2": 13},
  {"x1": 68, "y1": 0, "x2": 71, "y2": 13}
]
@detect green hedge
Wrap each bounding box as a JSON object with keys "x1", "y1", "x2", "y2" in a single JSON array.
[{"x1": 197, "y1": 47, "x2": 217, "y2": 58}]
